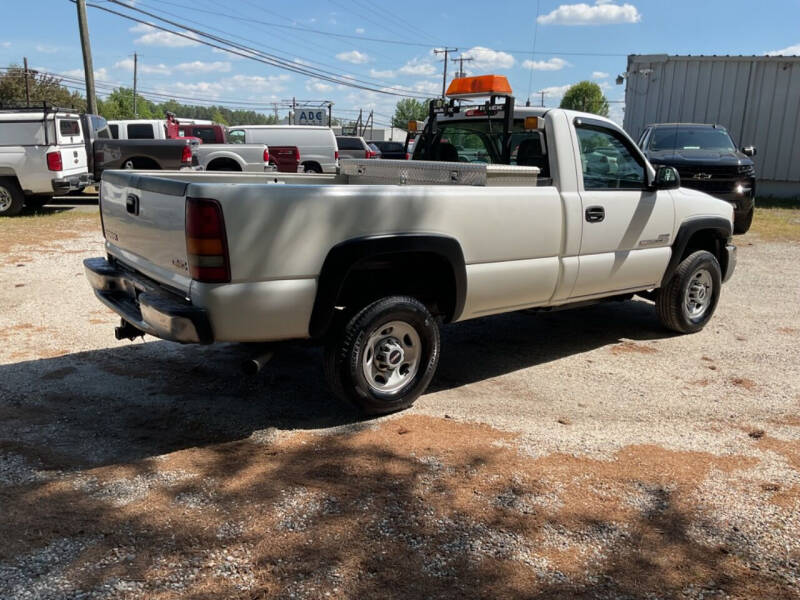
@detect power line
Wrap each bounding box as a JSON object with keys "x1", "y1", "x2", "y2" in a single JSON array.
[{"x1": 79, "y1": 0, "x2": 429, "y2": 98}]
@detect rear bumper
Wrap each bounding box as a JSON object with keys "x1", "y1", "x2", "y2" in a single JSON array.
[
  {"x1": 52, "y1": 172, "x2": 93, "y2": 194},
  {"x1": 723, "y1": 243, "x2": 737, "y2": 283},
  {"x1": 84, "y1": 257, "x2": 213, "y2": 344}
]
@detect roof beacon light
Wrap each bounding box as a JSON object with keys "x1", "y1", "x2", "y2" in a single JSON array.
[{"x1": 446, "y1": 75, "x2": 512, "y2": 99}]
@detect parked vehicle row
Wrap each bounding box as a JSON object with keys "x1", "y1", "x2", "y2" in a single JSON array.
[
  {"x1": 0, "y1": 105, "x2": 196, "y2": 216},
  {"x1": 84, "y1": 74, "x2": 738, "y2": 417}
]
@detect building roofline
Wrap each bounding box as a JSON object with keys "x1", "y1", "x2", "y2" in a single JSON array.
[{"x1": 629, "y1": 53, "x2": 800, "y2": 62}]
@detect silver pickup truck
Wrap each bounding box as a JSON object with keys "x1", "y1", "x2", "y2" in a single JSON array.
[
  {"x1": 85, "y1": 92, "x2": 736, "y2": 415},
  {"x1": 195, "y1": 143, "x2": 274, "y2": 173}
]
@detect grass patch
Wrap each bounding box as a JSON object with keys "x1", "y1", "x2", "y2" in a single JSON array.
[
  {"x1": 749, "y1": 206, "x2": 800, "y2": 242},
  {"x1": 0, "y1": 207, "x2": 101, "y2": 254}
]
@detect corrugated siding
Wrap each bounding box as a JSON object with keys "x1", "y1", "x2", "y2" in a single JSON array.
[{"x1": 623, "y1": 55, "x2": 800, "y2": 183}]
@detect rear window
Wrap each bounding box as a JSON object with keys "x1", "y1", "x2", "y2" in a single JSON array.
[
  {"x1": 190, "y1": 127, "x2": 218, "y2": 143},
  {"x1": 127, "y1": 124, "x2": 155, "y2": 139},
  {"x1": 376, "y1": 141, "x2": 403, "y2": 152},
  {"x1": 227, "y1": 129, "x2": 245, "y2": 144},
  {"x1": 59, "y1": 120, "x2": 80, "y2": 136},
  {"x1": 336, "y1": 137, "x2": 364, "y2": 150}
]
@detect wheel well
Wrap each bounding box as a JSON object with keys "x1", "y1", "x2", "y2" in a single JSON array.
[
  {"x1": 336, "y1": 252, "x2": 457, "y2": 321},
  {"x1": 206, "y1": 157, "x2": 242, "y2": 171},
  {"x1": 302, "y1": 161, "x2": 321, "y2": 172},
  {"x1": 682, "y1": 229, "x2": 727, "y2": 275},
  {"x1": 126, "y1": 157, "x2": 160, "y2": 170}
]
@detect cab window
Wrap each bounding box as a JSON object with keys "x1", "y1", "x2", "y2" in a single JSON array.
[
  {"x1": 575, "y1": 124, "x2": 645, "y2": 190},
  {"x1": 227, "y1": 129, "x2": 245, "y2": 144},
  {"x1": 193, "y1": 127, "x2": 217, "y2": 143},
  {"x1": 127, "y1": 124, "x2": 155, "y2": 139},
  {"x1": 109, "y1": 124, "x2": 119, "y2": 139}
]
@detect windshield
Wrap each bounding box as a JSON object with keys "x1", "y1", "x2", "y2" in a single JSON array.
[
  {"x1": 649, "y1": 127, "x2": 735, "y2": 152},
  {"x1": 414, "y1": 118, "x2": 548, "y2": 173}
]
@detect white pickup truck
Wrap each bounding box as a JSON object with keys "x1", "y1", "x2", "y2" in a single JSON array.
[{"x1": 85, "y1": 76, "x2": 736, "y2": 414}]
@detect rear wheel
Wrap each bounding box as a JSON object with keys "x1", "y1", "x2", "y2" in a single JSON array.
[
  {"x1": 324, "y1": 296, "x2": 440, "y2": 415},
  {"x1": 733, "y1": 206, "x2": 754, "y2": 234},
  {"x1": 656, "y1": 250, "x2": 721, "y2": 333},
  {"x1": 0, "y1": 178, "x2": 24, "y2": 217},
  {"x1": 303, "y1": 163, "x2": 322, "y2": 174}
]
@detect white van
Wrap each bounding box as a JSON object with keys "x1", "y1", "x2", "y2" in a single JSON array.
[{"x1": 226, "y1": 126, "x2": 338, "y2": 173}]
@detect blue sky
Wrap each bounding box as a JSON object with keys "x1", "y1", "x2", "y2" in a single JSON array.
[{"x1": 2, "y1": 0, "x2": 799, "y2": 126}]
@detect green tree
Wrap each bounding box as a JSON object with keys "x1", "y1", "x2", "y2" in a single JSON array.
[
  {"x1": 0, "y1": 65, "x2": 85, "y2": 111},
  {"x1": 559, "y1": 81, "x2": 609, "y2": 117},
  {"x1": 392, "y1": 98, "x2": 428, "y2": 129}
]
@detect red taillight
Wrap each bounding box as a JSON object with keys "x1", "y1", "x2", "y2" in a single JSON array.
[
  {"x1": 185, "y1": 197, "x2": 230, "y2": 283},
  {"x1": 263, "y1": 148, "x2": 270, "y2": 163},
  {"x1": 181, "y1": 144, "x2": 193, "y2": 164},
  {"x1": 46, "y1": 151, "x2": 63, "y2": 171},
  {"x1": 405, "y1": 153, "x2": 410, "y2": 160},
  {"x1": 465, "y1": 109, "x2": 486, "y2": 117},
  {"x1": 365, "y1": 150, "x2": 377, "y2": 159},
  {"x1": 294, "y1": 147, "x2": 301, "y2": 163},
  {"x1": 334, "y1": 150, "x2": 339, "y2": 161}
]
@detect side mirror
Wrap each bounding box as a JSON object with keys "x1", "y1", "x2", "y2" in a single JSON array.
[
  {"x1": 741, "y1": 146, "x2": 756, "y2": 157},
  {"x1": 652, "y1": 165, "x2": 680, "y2": 190}
]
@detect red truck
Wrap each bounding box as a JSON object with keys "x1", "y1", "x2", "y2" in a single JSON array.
[{"x1": 166, "y1": 114, "x2": 300, "y2": 173}]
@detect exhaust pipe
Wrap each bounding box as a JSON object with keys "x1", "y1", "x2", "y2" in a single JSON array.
[{"x1": 242, "y1": 350, "x2": 274, "y2": 375}]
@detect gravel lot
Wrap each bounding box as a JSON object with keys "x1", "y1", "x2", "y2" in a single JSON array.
[{"x1": 1, "y1": 206, "x2": 799, "y2": 599}]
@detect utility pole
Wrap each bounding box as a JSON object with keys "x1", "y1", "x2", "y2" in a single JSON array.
[
  {"x1": 540, "y1": 90, "x2": 545, "y2": 107},
  {"x1": 291, "y1": 97, "x2": 296, "y2": 125},
  {"x1": 23, "y1": 57, "x2": 30, "y2": 107},
  {"x1": 132, "y1": 53, "x2": 138, "y2": 117},
  {"x1": 327, "y1": 102, "x2": 332, "y2": 128},
  {"x1": 434, "y1": 47, "x2": 458, "y2": 98},
  {"x1": 451, "y1": 55, "x2": 473, "y2": 79},
  {"x1": 76, "y1": 0, "x2": 97, "y2": 115}
]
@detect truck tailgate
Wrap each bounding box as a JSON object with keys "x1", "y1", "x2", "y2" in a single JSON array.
[{"x1": 100, "y1": 171, "x2": 192, "y2": 293}]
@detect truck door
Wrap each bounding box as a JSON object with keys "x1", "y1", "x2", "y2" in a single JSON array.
[
  {"x1": 570, "y1": 118, "x2": 674, "y2": 299},
  {"x1": 55, "y1": 116, "x2": 89, "y2": 177}
]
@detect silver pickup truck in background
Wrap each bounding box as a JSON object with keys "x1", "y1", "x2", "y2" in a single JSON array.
[
  {"x1": 194, "y1": 143, "x2": 273, "y2": 172},
  {"x1": 84, "y1": 77, "x2": 736, "y2": 415}
]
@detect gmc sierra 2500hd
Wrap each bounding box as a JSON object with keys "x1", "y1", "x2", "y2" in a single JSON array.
[{"x1": 84, "y1": 75, "x2": 737, "y2": 415}]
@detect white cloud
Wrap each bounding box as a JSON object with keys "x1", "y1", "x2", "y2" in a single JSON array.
[
  {"x1": 369, "y1": 68, "x2": 396, "y2": 78},
  {"x1": 765, "y1": 43, "x2": 800, "y2": 56},
  {"x1": 522, "y1": 57, "x2": 570, "y2": 71},
  {"x1": 592, "y1": 71, "x2": 610, "y2": 79},
  {"x1": 62, "y1": 67, "x2": 109, "y2": 81},
  {"x1": 538, "y1": 84, "x2": 573, "y2": 98},
  {"x1": 608, "y1": 102, "x2": 625, "y2": 124},
  {"x1": 160, "y1": 73, "x2": 291, "y2": 99},
  {"x1": 1, "y1": 41, "x2": 11, "y2": 48},
  {"x1": 130, "y1": 23, "x2": 200, "y2": 47},
  {"x1": 306, "y1": 80, "x2": 333, "y2": 92},
  {"x1": 174, "y1": 61, "x2": 231, "y2": 73},
  {"x1": 355, "y1": 28, "x2": 365, "y2": 34},
  {"x1": 410, "y1": 80, "x2": 441, "y2": 95},
  {"x1": 398, "y1": 58, "x2": 437, "y2": 76},
  {"x1": 538, "y1": 1, "x2": 641, "y2": 25},
  {"x1": 114, "y1": 58, "x2": 171, "y2": 76},
  {"x1": 462, "y1": 46, "x2": 515, "y2": 70},
  {"x1": 35, "y1": 44, "x2": 60, "y2": 54},
  {"x1": 335, "y1": 50, "x2": 369, "y2": 64}
]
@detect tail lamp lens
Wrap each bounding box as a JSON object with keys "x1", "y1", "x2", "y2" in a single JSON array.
[
  {"x1": 263, "y1": 148, "x2": 270, "y2": 163},
  {"x1": 47, "y1": 151, "x2": 63, "y2": 171},
  {"x1": 181, "y1": 144, "x2": 193, "y2": 164},
  {"x1": 185, "y1": 197, "x2": 230, "y2": 283}
]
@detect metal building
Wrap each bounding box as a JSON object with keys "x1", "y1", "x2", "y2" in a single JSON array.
[{"x1": 622, "y1": 54, "x2": 800, "y2": 198}]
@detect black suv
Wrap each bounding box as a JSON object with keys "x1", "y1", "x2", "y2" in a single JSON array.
[{"x1": 638, "y1": 123, "x2": 756, "y2": 233}]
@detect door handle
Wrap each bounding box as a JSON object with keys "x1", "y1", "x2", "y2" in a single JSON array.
[
  {"x1": 585, "y1": 206, "x2": 605, "y2": 223},
  {"x1": 126, "y1": 194, "x2": 140, "y2": 215}
]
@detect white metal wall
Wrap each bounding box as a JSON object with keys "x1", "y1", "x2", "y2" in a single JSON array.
[{"x1": 623, "y1": 54, "x2": 800, "y2": 184}]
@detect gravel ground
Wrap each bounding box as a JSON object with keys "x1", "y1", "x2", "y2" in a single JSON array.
[{"x1": 0, "y1": 209, "x2": 799, "y2": 599}]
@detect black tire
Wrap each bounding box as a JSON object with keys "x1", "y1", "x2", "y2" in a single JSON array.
[
  {"x1": 656, "y1": 250, "x2": 722, "y2": 334},
  {"x1": 0, "y1": 177, "x2": 24, "y2": 217},
  {"x1": 733, "y1": 206, "x2": 754, "y2": 234},
  {"x1": 303, "y1": 163, "x2": 322, "y2": 174},
  {"x1": 324, "y1": 296, "x2": 440, "y2": 415}
]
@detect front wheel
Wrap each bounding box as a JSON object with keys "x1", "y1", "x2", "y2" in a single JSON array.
[
  {"x1": 656, "y1": 250, "x2": 722, "y2": 334},
  {"x1": 324, "y1": 296, "x2": 441, "y2": 415}
]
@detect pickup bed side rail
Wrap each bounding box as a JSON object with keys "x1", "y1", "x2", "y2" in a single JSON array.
[{"x1": 309, "y1": 233, "x2": 467, "y2": 338}]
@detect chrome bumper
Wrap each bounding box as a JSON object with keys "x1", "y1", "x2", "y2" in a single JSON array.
[
  {"x1": 83, "y1": 257, "x2": 213, "y2": 344},
  {"x1": 723, "y1": 243, "x2": 737, "y2": 283},
  {"x1": 52, "y1": 172, "x2": 93, "y2": 194}
]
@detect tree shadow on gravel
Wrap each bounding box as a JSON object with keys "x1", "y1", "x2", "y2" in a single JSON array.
[
  {"x1": 0, "y1": 416, "x2": 795, "y2": 599},
  {"x1": 0, "y1": 299, "x2": 674, "y2": 471}
]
